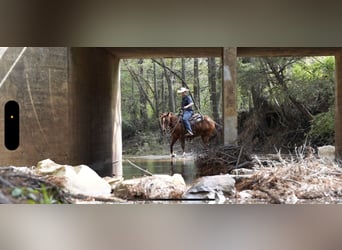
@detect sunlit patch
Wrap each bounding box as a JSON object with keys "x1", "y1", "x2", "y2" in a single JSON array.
[{"x1": 0, "y1": 47, "x2": 8, "y2": 59}]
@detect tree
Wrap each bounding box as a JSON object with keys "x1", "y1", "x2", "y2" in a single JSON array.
[
  {"x1": 237, "y1": 56, "x2": 335, "y2": 151},
  {"x1": 193, "y1": 58, "x2": 201, "y2": 109},
  {"x1": 208, "y1": 57, "x2": 220, "y2": 121}
]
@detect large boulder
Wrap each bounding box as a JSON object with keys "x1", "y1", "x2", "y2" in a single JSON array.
[
  {"x1": 35, "y1": 159, "x2": 112, "y2": 197},
  {"x1": 112, "y1": 174, "x2": 186, "y2": 199},
  {"x1": 183, "y1": 175, "x2": 236, "y2": 201}
]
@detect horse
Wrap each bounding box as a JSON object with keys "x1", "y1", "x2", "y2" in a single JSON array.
[{"x1": 159, "y1": 111, "x2": 218, "y2": 157}]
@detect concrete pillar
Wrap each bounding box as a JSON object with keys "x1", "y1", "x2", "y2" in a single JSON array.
[
  {"x1": 69, "y1": 48, "x2": 115, "y2": 176},
  {"x1": 222, "y1": 47, "x2": 238, "y2": 145},
  {"x1": 112, "y1": 57, "x2": 122, "y2": 177},
  {"x1": 335, "y1": 54, "x2": 342, "y2": 161}
]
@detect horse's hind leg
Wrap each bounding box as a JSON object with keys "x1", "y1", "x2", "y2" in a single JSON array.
[{"x1": 201, "y1": 136, "x2": 210, "y2": 153}]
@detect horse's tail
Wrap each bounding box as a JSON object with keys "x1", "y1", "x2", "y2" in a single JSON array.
[{"x1": 214, "y1": 121, "x2": 223, "y2": 134}]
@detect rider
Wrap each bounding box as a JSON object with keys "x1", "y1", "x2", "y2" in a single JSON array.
[{"x1": 177, "y1": 87, "x2": 194, "y2": 136}]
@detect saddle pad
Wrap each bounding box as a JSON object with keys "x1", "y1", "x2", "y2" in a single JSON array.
[{"x1": 190, "y1": 113, "x2": 203, "y2": 123}]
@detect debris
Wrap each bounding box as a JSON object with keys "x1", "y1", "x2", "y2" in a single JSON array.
[
  {"x1": 195, "y1": 145, "x2": 254, "y2": 177},
  {"x1": 112, "y1": 174, "x2": 186, "y2": 199},
  {"x1": 0, "y1": 166, "x2": 70, "y2": 204},
  {"x1": 236, "y1": 156, "x2": 342, "y2": 204}
]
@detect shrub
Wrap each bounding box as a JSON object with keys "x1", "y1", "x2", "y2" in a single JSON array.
[{"x1": 308, "y1": 110, "x2": 335, "y2": 146}]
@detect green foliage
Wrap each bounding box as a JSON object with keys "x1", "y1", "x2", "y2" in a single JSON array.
[
  {"x1": 122, "y1": 55, "x2": 336, "y2": 153},
  {"x1": 11, "y1": 184, "x2": 60, "y2": 204},
  {"x1": 238, "y1": 56, "x2": 335, "y2": 114},
  {"x1": 289, "y1": 57, "x2": 335, "y2": 114},
  {"x1": 238, "y1": 56, "x2": 336, "y2": 149},
  {"x1": 121, "y1": 57, "x2": 222, "y2": 130},
  {"x1": 308, "y1": 110, "x2": 335, "y2": 145}
]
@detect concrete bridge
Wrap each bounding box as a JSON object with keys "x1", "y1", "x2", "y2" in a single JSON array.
[{"x1": 0, "y1": 47, "x2": 341, "y2": 177}]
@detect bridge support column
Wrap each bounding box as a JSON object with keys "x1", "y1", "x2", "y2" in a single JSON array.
[
  {"x1": 335, "y1": 54, "x2": 342, "y2": 161},
  {"x1": 222, "y1": 47, "x2": 238, "y2": 145},
  {"x1": 112, "y1": 57, "x2": 123, "y2": 177}
]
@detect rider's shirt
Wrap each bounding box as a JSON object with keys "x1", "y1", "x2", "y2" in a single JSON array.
[{"x1": 181, "y1": 95, "x2": 193, "y2": 111}]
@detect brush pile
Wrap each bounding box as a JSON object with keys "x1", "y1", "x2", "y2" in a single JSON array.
[
  {"x1": 195, "y1": 144, "x2": 254, "y2": 177},
  {"x1": 236, "y1": 154, "x2": 342, "y2": 204}
]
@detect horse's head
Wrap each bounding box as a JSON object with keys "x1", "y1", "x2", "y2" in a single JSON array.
[{"x1": 159, "y1": 112, "x2": 172, "y2": 135}]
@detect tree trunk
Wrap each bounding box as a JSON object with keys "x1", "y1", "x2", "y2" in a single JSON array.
[
  {"x1": 181, "y1": 58, "x2": 186, "y2": 85},
  {"x1": 161, "y1": 58, "x2": 175, "y2": 112},
  {"x1": 208, "y1": 57, "x2": 219, "y2": 121},
  {"x1": 138, "y1": 59, "x2": 148, "y2": 126},
  {"x1": 130, "y1": 77, "x2": 136, "y2": 122},
  {"x1": 161, "y1": 71, "x2": 166, "y2": 113},
  {"x1": 193, "y1": 58, "x2": 201, "y2": 109},
  {"x1": 264, "y1": 57, "x2": 313, "y2": 121},
  {"x1": 153, "y1": 60, "x2": 159, "y2": 118}
]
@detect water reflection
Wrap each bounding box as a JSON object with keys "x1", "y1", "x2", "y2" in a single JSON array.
[{"x1": 123, "y1": 155, "x2": 197, "y2": 185}]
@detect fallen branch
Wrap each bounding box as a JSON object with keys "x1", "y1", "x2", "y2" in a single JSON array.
[
  {"x1": 126, "y1": 160, "x2": 153, "y2": 176},
  {"x1": 0, "y1": 191, "x2": 12, "y2": 204}
]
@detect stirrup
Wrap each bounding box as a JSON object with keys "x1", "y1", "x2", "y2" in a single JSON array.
[{"x1": 185, "y1": 130, "x2": 193, "y2": 136}]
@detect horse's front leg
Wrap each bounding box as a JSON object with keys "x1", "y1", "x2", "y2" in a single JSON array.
[
  {"x1": 170, "y1": 136, "x2": 178, "y2": 157},
  {"x1": 180, "y1": 136, "x2": 186, "y2": 157}
]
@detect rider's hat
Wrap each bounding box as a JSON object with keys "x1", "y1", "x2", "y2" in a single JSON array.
[{"x1": 177, "y1": 87, "x2": 189, "y2": 93}]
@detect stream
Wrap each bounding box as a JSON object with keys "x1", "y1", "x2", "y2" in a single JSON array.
[{"x1": 123, "y1": 154, "x2": 197, "y2": 185}]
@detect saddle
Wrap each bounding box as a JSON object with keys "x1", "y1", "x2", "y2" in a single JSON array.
[{"x1": 189, "y1": 113, "x2": 204, "y2": 124}]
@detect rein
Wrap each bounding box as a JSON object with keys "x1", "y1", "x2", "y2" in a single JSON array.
[{"x1": 169, "y1": 116, "x2": 181, "y2": 135}]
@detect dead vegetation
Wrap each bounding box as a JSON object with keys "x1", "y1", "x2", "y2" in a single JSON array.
[
  {"x1": 195, "y1": 144, "x2": 254, "y2": 177},
  {"x1": 194, "y1": 144, "x2": 342, "y2": 203},
  {"x1": 1, "y1": 146, "x2": 342, "y2": 204},
  {"x1": 236, "y1": 154, "x2": 342, "y2": 203},
  {"x1": 0, "y1": 167, "x2": 70, "y2": 204},
  {"x1": 0, "y1": 167, "x2": 124, "y2": 204}
]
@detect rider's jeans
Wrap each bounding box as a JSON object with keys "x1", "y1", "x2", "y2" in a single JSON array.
[{"x1": 183, "y1": 110, "x2": 194, "y2": 132}]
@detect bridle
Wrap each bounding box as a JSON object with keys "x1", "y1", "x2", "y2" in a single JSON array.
[{"x1": 160, "y1": 113, "x2": 181, "y2": 135}]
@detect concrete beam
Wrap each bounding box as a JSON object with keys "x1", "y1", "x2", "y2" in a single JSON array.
[
  {"x1": 238, "y1": 47, "x2": 342, "y2": 57},
  {"x1": 107, "y1": 47, "x2": 222, "y2": 59},
  {"x1": 222, "y1": 48, "x2": 237, "y2": 145},
  {"x1": 335, "y1": 54, "x2": 342, "y2": 161}
]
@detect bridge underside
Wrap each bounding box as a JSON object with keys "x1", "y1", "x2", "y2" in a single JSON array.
[{"x1": 0, "y1": 47, "x2": 340, "y2": 177}]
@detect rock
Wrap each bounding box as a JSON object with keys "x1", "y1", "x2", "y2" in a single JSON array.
[
  {"x1": 230, "y1": 168, "x2": 255, "y2": 175},
  {"x1": 35, "y1": 159, "x2": 112, "y2": 197},
  {"x1": 318, "y1": 145, "x2": 335, "y2": 161},
  {"x1": 183, "y1": 175, "x2": 236, "y2": 200},
  {"x1": 238, "y1": 190, "x2": 253, "y2": 199},
  {"x1": 112, "y1": 174, "x2": 186, "y2": 199},
  {"x1": 36, "y1": 158, "x2": 63, "y2": 174}
]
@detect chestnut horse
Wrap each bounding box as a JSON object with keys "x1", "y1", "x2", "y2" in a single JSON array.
[{"x1": 160, "y1": 112, "x2": 218, "y2": 157}]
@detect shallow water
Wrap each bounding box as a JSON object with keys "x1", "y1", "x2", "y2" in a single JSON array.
[{"x1": 123, "y1": 154, "x2": 197, "y2": 185}]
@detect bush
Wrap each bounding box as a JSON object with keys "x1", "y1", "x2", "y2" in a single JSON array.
[
  {"x1": 308, "y1": 110, "x2": 335, "y2": 146},
  {"x1": 122, "y1": 120, "x2": 136, "y2": 140}
]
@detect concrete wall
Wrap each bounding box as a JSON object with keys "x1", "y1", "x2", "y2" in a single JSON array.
[
  {"x1": 0, "y1": 47, "x2": 70, "y2": 166},
  {"x1": 0, "y1": 47, "x2": 117, "y2": 176}
]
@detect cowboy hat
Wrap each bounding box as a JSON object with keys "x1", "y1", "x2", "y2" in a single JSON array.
[{"x1": 177, "y1": 87, "x2": 189, "y2": 93}]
